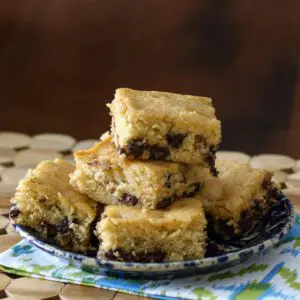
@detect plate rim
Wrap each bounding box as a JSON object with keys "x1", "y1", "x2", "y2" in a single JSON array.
[{"x1": 14, "y1": 194, "x2": 296, "y2": 273}]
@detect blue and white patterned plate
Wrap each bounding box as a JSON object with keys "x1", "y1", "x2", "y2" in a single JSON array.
[{"x1": 15, "y1": 194, "x2": 295, "y2": 279}]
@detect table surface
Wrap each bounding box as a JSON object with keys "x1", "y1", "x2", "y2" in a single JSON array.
[{"x1": 0, "y1": 196, "x2": 298, "y2": 299}]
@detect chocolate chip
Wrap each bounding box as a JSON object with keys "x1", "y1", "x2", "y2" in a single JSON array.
[
  {"x1": 119, "y1": 147, "x2": 126, "y2": 155},
  {"x1": 214, "y1": 218, "x2": 235, "y2": 238},
  {"x1": 149, "y1": 145, "x2": 170, "y2": 160},
  {"x1": 262, "y1": 177, "x2": 280, "y2": 199},
  {"x1": 125, "y1": 138, "x2": 148, "y2": 158},
  {"x1": 206, "y1": 147, "x2": 218, "y2": 176},
  {"x1": 105, "y1": 248, "x2": 166, "y2": 263},
  {"x1": 210, "y1": 166, "x2": 218, "y2": 177},
  {"x1": 194, "y1": 134, "x2": 205, "y2": 149},
  {"x1": 262, "y1": 176, "x2": 272, "y2": 190},
  {"x1": 157, "y1": 196, "x2": 175, "y2": 209},
  {"x1": 194, "y1": 136, "x2": 219, "y2": 175},
  {"x1": 120, "y1": 193, "x2": 139, "y2": 206},
  {"x1": 207, "y1": 198, "x2": 266, "y2": 240},
  {"x1": 239, "y1": 197, "x2": 280, "y2": 235},
  {"x1": 166, "y1": 132, "x2": 186, "y2": 148},
  {"x1": 123, "y1": 139, "x2": 170, "y2": 160},
  {"x1": 267, "y1": 188, "x2": 280, "y2": 200},
  {"x1": 57, "y1": 218, "x2": 70, "y2": 234},
  {"x1": 9, "y1": 205, "x2": 21, "y2": 219},
  {"x1": 183, "y1": 182, "x2": 201, "y2": 197},
  {"x1": 165, "y1": 182, "x2": 171, "y2": 188},
  {"x1": 164, "y1": 173, "x2": 172, "y2": 188},
  {"x1": 72, "y1": 218, "x2": 80, "y2": 224},
  {"x1": 97, "y1": 204, "x2": 105, "y2": 216},
  {"x1": 192, "y1": 182, "x2": 201, "y2": 194},
  {"x1": 43, "y1": 222, "x2": 57, "y2": 238},
  {"x1": 206, "y1": 147, "x2": 216, "y2": 165}
]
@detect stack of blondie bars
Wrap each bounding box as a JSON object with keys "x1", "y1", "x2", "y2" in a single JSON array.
[{"x1": 9, "y1": 88, "x2": 281, "y2": 262}]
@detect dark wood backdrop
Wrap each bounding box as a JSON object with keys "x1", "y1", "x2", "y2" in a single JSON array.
[{"x1": 0, "y1": 0, "x2": 299, "y2": 156}]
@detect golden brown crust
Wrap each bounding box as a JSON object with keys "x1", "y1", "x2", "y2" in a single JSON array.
[
  {"x1": 201, "y1": 160, "x2": 277, "y2": 227},
  {"x1": 97, "y1": 197, "x2": 207, "y2": 261},
  {"x1": 72, "y1": 136, "x2": 210, "y2": 209},
  {"x1": 16, "y1": 159, "x2": 96, "y2": 219},
  {"x1": 107, "y1": 88, "x2": 221, "y2": 165},
  {"x1": 11, "y1": 159, "x2": 98, "y2": 252},
  {"x1": 109, "y1": 88, "x2": 221, "y2": 142}
]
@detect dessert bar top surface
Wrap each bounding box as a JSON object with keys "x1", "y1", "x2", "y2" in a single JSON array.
[
  {"x1": 16, "y1": 159, "x2": 96, "y2": 219},
  {"x1": 101, "y1": 197, "x2": 207, "y2": 228},
  {"x1": 109, "y1": 88, "x2": 220, "y2": 127},
  {"x1": 216, "y1": 159, "x2": 272, "y2": 189},
  {"x1": 202, "y1": 159, "x2": 275, "y2": 218},
  {"x1": 74, "y1": 135, "x2": 191, "y2": 172}
]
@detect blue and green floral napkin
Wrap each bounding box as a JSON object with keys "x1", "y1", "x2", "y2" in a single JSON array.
[{"x1": 0, "y1": 216, "x2": 299, "y2": 300}]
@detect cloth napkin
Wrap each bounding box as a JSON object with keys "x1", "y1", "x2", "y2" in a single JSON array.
[{"x1": 0, "y1": 216, "x2": 299, "y2": 300}]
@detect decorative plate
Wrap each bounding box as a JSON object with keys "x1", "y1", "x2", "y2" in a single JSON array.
[{"x1": 15, "y1": 193, "x2": 295, "y2": 279}]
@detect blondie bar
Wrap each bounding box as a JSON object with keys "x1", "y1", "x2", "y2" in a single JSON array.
[
  {"x1": 97, "y1": 198, "x2": 207, "y2": 262},
  {"x1": 10, "y1": 159, "x2": 100, "y2": 253},
  {"x1": 201, "y1": 159, "x2": 280, "y2": 237},
  {"x1": 108, "y1": 88, "x2": 221, "y2": 169},
  {"x1": 70, "y1": 136, "x2": 209, "y2": 209}
]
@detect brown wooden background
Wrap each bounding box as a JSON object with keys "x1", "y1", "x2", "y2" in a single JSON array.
[{"x1": 0, "y1": 0, "x2": 299, "y2": 156}]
